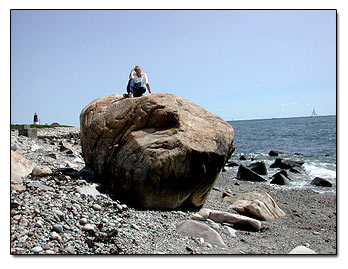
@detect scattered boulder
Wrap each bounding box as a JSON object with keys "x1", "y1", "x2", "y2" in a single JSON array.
[
  {"x1": 32, "y1": 166, "x2": 52, "y2": 176},
  {"x1": 311, "y1": 177, "x2": 332, "y2": 187},
  {"x1": 224, "y1": 192, "x2": 286, "y2": 221},
  {"x1": 289, "y1": 167, "x2": 301, "y2": 174},
  {"x1": 239, "y1": 155, "x2": 247, "y2": 160},
  {"x1": 11, "y1": 151, "x2": 36, "y2": 177},
  {"x1": 225, "y1": 161, "x2": 240, "y2": 167},
  {"x1": 80, "y1": 93, "x2": 235, "y2": 209},
  {"x1": 273, "y1": 169, "x2": 288, "y2": 178},
  {"x1": 270, "y1": 173, "x2": 290, "y2": 185},
  {"x1": 192, "y1": 208, "x2": 261, "y2": 231},
  {"x1": 176, "y1": 220, "x2": 227, "y2": 248},
  {"x1": 247, "y1": 161, "x2": 267, "y2": 175},
  {"x1": 270, "y1": 158, "x2": 303, "y2": 170},
  {"x1": 269, "y1": 150, "x2": 284, "y2": 156},
  {"x1": 236, "y1": 165, "x2": 267, "y2": 182},
  {"x1": 288, "y1": 245, "x2": 316, "y2": 254}
]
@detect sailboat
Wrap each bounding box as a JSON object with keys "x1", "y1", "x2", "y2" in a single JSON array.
[{"x1": 311, "y1": 108, "x2": 318, "y2": 117}]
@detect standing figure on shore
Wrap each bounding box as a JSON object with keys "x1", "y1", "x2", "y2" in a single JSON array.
[{"x1": 124, "y1": 65, "x2": 152, "y2": 98}]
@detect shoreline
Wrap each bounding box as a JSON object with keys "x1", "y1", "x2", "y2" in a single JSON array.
[{"x1": 10, "y1": 128, "x2": 337, "y2": 254}]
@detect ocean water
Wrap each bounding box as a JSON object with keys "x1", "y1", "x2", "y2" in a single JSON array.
[{"x1": 227, "y1": 115, "x2": 337, "y2": 193}]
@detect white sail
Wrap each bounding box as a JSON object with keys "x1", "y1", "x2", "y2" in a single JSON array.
[{"x1": 311, "y1": 109, "x2": 318, "y2": 117}]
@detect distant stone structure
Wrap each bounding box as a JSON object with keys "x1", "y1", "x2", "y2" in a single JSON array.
[
  {"x1": 18, "y1": 124, "x2": 37, "y2": 139},
  {"x1": 33, "y1": 113, "x2": 39, "y2": 125}
]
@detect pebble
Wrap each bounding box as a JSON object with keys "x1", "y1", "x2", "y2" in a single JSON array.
[
  {"x1": 131, "y1": 224, "x2": 140, "y2": 230},
  {"x1": 35, "y1": 221, "x2": 44, "y2": 228},
  {"x1": 50, "y1": 231, "x2": 62, "y2": 242},
  {"x1": 82, "y1": 224, "x2": 95, "y2": 232},
  {"x1": 42, "y1": 244, "x2": 51, "y2": 250},
  {"x1": 92, "y1": 204, "x2": 102, "y2": 211},
  {"x1": 53, "y1": 224, "x2": 64, "y2": 233},
  {"x1": 53, "y1": 209, "x2": 65, "y2": 218},
  {"x1": 32, "y1": 246, "x2": 43, "y2": 253},
  {"x1": 65, "y1": 245, "x2": 75, "y2": 254},
  {"x1": 80, "y1": 218, "x2": 88, "y2": 225}
]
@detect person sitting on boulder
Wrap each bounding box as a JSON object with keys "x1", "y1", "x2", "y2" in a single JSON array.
[{"x1": 125, "y1": 65, "x2": 152, "y2": 97}]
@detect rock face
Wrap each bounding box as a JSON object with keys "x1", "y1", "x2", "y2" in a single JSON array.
[
  {"x1": 80, "y1": 93, "x2": 235, "y2": 209},
  {"x1": 224, "y1": 192, "x2": 286, "y2": 221}
]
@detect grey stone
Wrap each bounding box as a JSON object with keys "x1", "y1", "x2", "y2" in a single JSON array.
[
  {"x1": 224, "y1": 192, "x2": 286, "y2": 221},
  {"x1": 31, "y1": 246, "x2": 43, "y2": 253},
  {"x1": 53, "y1": 224, "x2": 64, "y2": 233},
  {"x1": 236, "y1": 165, "x2": 267, "y2": 182},
  {"x1": 225, "y1": 226, "x2": 237, "y2": 237},
  {"x1": 176, "y1": 220, "x2": 227, "y2": 248},
  {"x1": 92, "y1": 204, "x2": 102, "y2": 211},
  {"x1": 288, "y1": 245, "x2": 316, "y2": 254},
  {"x1": 79, "y1": 217, "x2": 88, "y2": 225}
]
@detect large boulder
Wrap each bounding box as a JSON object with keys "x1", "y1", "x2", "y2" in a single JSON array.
[
  {"x1": 270, "y1": 173, "x2": 290, "y2": 185},
  {"x1": 236, "y1": 165, "x2": 267, "y2": 182},
  {"x1": 247, "y1": 161, "x2": 267, "y2": 175},
  {"x1": 224, "y1": 192, "x2": 286, "y2": 221},
  {"x1": 270, "y1": 158, "x2": 303, "y2": 170},
  {"x1": 311, "y1": 177, "x2": 332, "y2": 187},
  {"x1": 80, "y1": 93, "x2": 235, "y2": 209}
]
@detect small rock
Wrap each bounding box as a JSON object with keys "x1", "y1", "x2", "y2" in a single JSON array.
[
  {"x1": 53, "y1": 224, "x2": 64, "y2": 233},
  {"x1": 65, "y1": 245, "x2": 75, "y2": 254},
  {"x1": 31, "y1": 144, "x2": 41, "y2": 152},
  {"x1": 32, "y1": 246, "x2": 43, "y2": 253},
  {"x1": 288, "y1": 245, "x2": 316, "y2": 254},
  {"x1": 239, "y1": 155, "x2": 247, "y2": 160},
  {"x1": 32, "y1": 166, "x2": 52, "y2": 176},
  {"x1": 92, "y1": 204, "x2": 102, "y2": 211},
  {"x1": 82, "y1": 224, "x2": 96, "y2": 232},
  {"x1": 131, "y1": 224, "x2": 140, "y2": 230},
  {"x1": 80, "y1": 218, "x2": 88, "y2": 225},
  {"x1": 53, "y1": 209, "x2": 65, "y2": 218},
  {"x1": 269, "y1": 150, "x2": 283, "y2": 156},
  {"x1": 50, "y1": 231, "x2": 62, "y2": 242},
  {"x1": 35, "y1": 221, "x2": 44, "y2": 228}
]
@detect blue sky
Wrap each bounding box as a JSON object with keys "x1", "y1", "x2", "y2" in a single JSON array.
[{"x1": 11, "y1": 10, "x2": 336, "y2": 127}]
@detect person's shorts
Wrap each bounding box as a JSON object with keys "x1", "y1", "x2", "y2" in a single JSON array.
[{"x1": 133, "y1": 87, "x2": 146, "y2": 97}]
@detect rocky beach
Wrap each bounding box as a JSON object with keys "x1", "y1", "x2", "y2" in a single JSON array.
[{"x1": 10, "y1": 126, "x2": 337, "y2": 255}]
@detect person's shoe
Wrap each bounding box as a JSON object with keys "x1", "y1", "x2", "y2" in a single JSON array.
[{"x1": 128, "y1": 92, "x2": 133, "y2": 98}]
